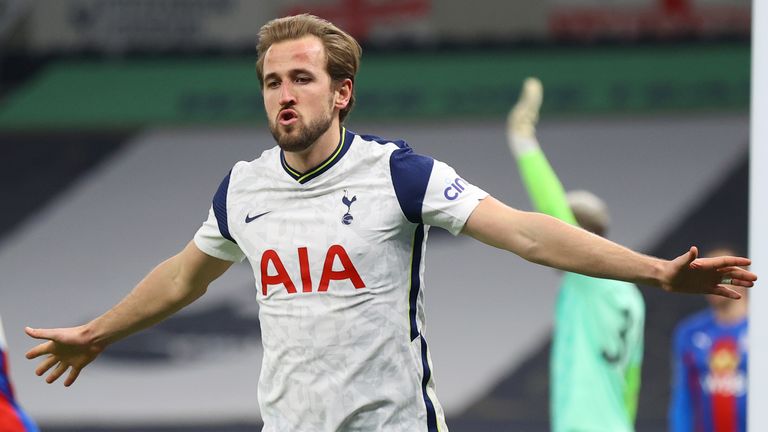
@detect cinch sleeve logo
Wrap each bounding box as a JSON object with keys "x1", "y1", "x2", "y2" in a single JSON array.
[{"x1": 443, "y1": 177, "x2": 468, "y2": 200}]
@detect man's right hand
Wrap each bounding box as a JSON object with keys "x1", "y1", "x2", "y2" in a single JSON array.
[{"x1": 25, "y1": 325, "x2": 105, "y2": 387}]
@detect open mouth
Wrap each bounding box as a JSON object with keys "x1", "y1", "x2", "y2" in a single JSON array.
[{"x1": 278, "y1": 109, "x2": 298, "y2": 125}]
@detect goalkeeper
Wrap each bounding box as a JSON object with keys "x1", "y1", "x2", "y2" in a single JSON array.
[{"x1": 508, "y1": 78, "x2": 646, "y2": 432}]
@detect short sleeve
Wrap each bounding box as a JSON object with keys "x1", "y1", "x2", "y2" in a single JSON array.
[
  {"x1": 193, "y1": 172, "x2": 246, "y2": 263},
  {"x1": 390, "y1": 147, "x2": 488, "y2": 235}
]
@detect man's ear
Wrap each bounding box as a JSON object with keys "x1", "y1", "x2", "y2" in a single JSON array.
[{"x1": 334, "y1": 78, "x2": 353, "y2": 110}]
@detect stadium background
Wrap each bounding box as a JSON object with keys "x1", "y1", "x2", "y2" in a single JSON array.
[{"x1": 0, "y1": 0, "x2": 751, "y2": 431}]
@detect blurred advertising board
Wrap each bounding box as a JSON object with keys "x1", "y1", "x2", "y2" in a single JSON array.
[
  {"x1": 4, "y1": 0, "x2": 750, "y2": 52},
  {"x1": 0, "y1": 44, "x2": 749, "y2": 129},
  {"x1": 549, "y1": 0, "x2": 751, "y2": 41}
]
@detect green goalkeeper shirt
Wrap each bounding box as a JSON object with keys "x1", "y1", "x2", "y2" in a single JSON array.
[{"x1": 516, "y1": 149, "x2": 645, "y2": 432}]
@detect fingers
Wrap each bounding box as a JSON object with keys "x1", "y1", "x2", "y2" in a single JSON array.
[
  {"x1": 713, "y1": 285, "x2": 742, "y2": 300},
  {"x1": 25, "y1": 325, "x2": 91, "y2": 386},
  {"x1": 25, "y1": 326, "x2": 56, "y2": 340},
  {"x1": 681, "y1": 246, "x2": 698, "y2": 266},
  {"x1": 730, "y1": 279, "x2": 755, "y2": 288},
  {"x1": 32, "y1": 352, "x2": 86, "y2": 387},
  {"x1": 25, "y1": 327, "x2": 67, "y2": 359},
  {"x1": 718, "y1": 267, "x2": 758, "y2": 286},
  {"x1": 26, "y1": 341, "x2": 54, "y2": 360},
  {"x1": 46, "y1": 361, "x2": 69, "y2": 384},
  {"x1": 691, "y1": 256, "x2": 754, "y2": 270},
  {"x1": 64, "y1": 367, "x2": 81, "y2": 387},
  {"x1": 719, "y1": 256, "x2": 752, "y2": 267},
  {"x1": 676, "y1": 246, "x2": 698, "y2": 267},
  {"x1": 687, "y1": 246, "x2": 698, "y2": 262},
  {"x1": 733, "y1": 267, "x2": 757, "y2": 282},
  {"x1": 35, "y1": 355, "x2": 59, "y2": 377}
]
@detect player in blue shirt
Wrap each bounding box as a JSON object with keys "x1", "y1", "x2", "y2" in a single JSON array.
[
  {"x1": 669, "y1": 247, "x2": 748, "y2": 432},
  {"x1": 24, "y1": 14, "x2": 756, "y2": 432}
]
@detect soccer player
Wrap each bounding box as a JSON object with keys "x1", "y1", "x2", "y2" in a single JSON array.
[
  {"x1": 1, "y1": 315, "x2": 39, "y2": 432},
  {"x1": 507, "y1": 77, "x2": 645, "y2": 432},
  {"x1": 669, "y1": 247, "x2": 748, "y2": 432},
  {"x1": 25, "y1": 14, "x2": 756, "y2": 432}
]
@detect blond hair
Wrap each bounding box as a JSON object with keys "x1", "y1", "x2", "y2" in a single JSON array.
[{"x1": 256, "y1": 14, "x2": 362, "y2": 122}]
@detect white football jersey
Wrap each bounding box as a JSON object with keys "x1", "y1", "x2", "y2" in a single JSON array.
[{"x1": 194, "y1": 128, "x2": 487, "y2": 432}]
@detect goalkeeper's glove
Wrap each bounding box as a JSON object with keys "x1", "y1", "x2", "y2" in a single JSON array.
[{"x1": 507, "y1": 77, "x2": 543, "y2": 157}]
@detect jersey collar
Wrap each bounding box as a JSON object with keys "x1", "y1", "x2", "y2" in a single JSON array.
[{"x1": 280, "y1": 127, "x2": 354, "y2": 184}]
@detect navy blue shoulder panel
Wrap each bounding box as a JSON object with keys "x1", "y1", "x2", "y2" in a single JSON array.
[
  {"x1": 212, "y1": 171, "x2": 236, "y2": 244},
  {"x1": 389, "y1": 146, "x2": 434, "y2": 224},
  {"x1": 357, "y1": 132, "x2": 409, "y2": 150}
]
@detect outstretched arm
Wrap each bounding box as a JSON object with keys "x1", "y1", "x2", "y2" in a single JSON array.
[
  {"x1": 25, "y1": 241, "x2": 233, "y2": 386},
  {"x1": 462, "y1": 196, "x2": 756, "y2": 297}
]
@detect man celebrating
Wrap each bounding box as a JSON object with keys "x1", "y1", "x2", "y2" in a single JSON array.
[{"x1": 26, "y1": 14, "x2": 756, "y2": 432}]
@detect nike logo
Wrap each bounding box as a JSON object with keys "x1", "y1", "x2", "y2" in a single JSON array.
[{"x1": 245, "y1": 211, "x2": 271, "y2": 223}]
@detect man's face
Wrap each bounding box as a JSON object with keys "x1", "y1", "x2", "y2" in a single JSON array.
[{"x1": 262, "y1": 35, "x2": 337, "y2": 153}]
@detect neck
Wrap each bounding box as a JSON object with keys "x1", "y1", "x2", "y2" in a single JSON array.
[
  {"x1": 283, "y1": 120, "x2": 342, "y2": 173},
  {"x1": 712, "y1": 299, "x2": 748, "y2": 325}
]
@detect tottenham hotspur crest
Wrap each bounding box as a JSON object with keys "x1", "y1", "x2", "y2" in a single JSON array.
[{"x1": 341, "y1": 190, "x2": 357, "y2": 225}]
